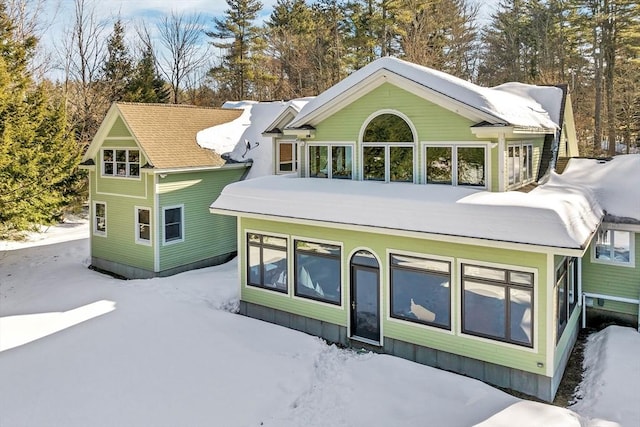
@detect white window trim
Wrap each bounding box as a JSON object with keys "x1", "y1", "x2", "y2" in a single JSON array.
[
  {"x1": 456, "y1": 258, "x2": 538, "y2": 353},
  {"x1": 93, "y1": 201, "x2": 107, "y2": 237},
  {"x1": 507, "y1": 142, "x2": 534, "y2": 189},
  {"x1": 162, "y1": 204, "x2": 184, "y2": 245},
  {"x1": 591, "y1": 228, "x2": 635, "y2": 268},
  {"x1": 276, "y1": 140, "x2": 298, "y2": 175},
  {"x1": 422, "y1": 143, "x2": 489, "y2": 189},
  {"x1": 361, "y1": 143, "x2": 416, "y2": 183},
  {"x1": 101, "y1": 148, "x2": 142, "y2": 180},
  {"x1": 244, "y1": 229, "x2": 291, "y2": 296},
  {"x1": 135, "y1": 206, "x2": 152, "y2": 246},
  {"x1": 305, "y1": 142, "x2": 356, "y2": 180}
]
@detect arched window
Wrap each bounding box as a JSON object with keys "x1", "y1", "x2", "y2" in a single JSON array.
[{"x1": 362, "y1": 113, "x2": 415, "y2": 183}]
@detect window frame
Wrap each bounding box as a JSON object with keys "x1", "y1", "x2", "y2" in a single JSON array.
[
  {"x1": 93, "y1": 201, "x2": 107, "y2": 237},
  {"x1": 101, "y1": 148, "x2": 141, "y2": 179},
  {"x1": 306, "y1": 142, "x2": 354, "y2": 180},
  {"x1": 460, "y1": 262, "x2": 535, "y2": 348},
  {"x1": 423, "y1": 143, "x2": 488, "y2": 189},
  {"x1": 293, "y1": 238, "x2": 343, "y2": 306},
  {"x1": 162, "y1": 204, "x2": 184, "y2": 245},
  {"x1": 591, "y1": 227, "x2": 635, "y2": 267},
  {"x1": 276, "y1": 140, "x2": 297, "y2": 174},
  {"x1": 555, "y1": 256, "x2": 580, "y2": 342},
  {"x1": 361, "y1": 143, "x2": 415, "y2": 183},
  {"x1": 389, "y1": 252, "x2": 452, "y2": 330},
  {"x1": 135, "y1": 206, "x2": 152, "y2": 246},
  {"x1": 507, "y1": 142, "x2": 534, "y2": 188},
  {"x1": 246, "y1": 232, "x2": 289, "y2": 294}
]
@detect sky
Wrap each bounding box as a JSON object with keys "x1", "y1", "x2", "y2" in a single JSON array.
[{"x1": 0, "y1": 218, "x2": 638, "y2": 427}]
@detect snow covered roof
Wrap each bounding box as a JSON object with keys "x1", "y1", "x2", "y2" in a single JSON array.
[
  {"x1": 197, "y1": 99, "x2": 311, "y2": 179},
  {"x1": 288, "y1": 57, "x2": 560, "y2": 131},
  {"x1": 211, "y1": 175, "x2": 602, "y2": 250},
  {"x1": 554, "y1": 155, "x2": 640, "y2": 224}
]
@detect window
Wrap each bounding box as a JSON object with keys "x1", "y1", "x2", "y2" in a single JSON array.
[
  {"x1": 102, "y1": 149, "x2": 140, "y2": 178},
  {"x1": 362, "y1": 113, "x2": 415, "y2": 183},
  {"x1": 390, "y1": 254, "x2": 451, "y2": 329},
  {"x1": 136, "y1": 207, "x2": 151, "y2": 244},
  {"x1": 294, "y1": 240, "x2": 341, "y2": 304},
  {"x1": 556, "y1": 257, "x2": 579, "y2": 341},
  {"x1": 508, "y1": 143, "x2": 533, "y2": 187},
  {"x1": 93, "y1": 202, "x2": 106, "y2": 236},
  {"x1": 163, "y1": 206, "x2": 183, "y2": 244},
  {"x1": 247, "y1": 233, "x2": 288, "y2": 293},
  {"x1": 308, "y1": 144, "x2": 353, "y2": 179},
  {"x1": 426, "y1": 145, "x2": 486, "y2": 187},
  {"x1": 277, "y1": 141, "x2": 297, "y2": 173},
  {"x1": 462, "y1": 263, "x2": 534, "y2": 347},
  {"x1": 594, "y1": 229, "x2": 634, "y2": 266}
]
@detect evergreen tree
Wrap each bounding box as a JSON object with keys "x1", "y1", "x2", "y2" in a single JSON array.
[
  {"x1": 0, "y1": 4, "x2": 80, "y2": 236},
  {"x1": 126, "y1": 43, "x2": 170, "y2": 103},
  {"x1": 208, "y1": 0, "x2": 264, "y2": 100},
  {"x1": 102, "y1": 18, "x2": 133, "y2": 103}
]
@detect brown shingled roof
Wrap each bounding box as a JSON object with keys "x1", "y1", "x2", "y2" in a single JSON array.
[{"x1": 116, "y1": 103, "x2": 243, "y2": 170}]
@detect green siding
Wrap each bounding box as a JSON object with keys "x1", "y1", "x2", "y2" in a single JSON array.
[
  {"x1": 239, "y1": 216, "x2": 550, "y2": 376},
  {"x1": 90, "y1": 170, "x2": 156, "y2": 271},
  {"x1": 158, "y1": 168, "x2": 246, "y2": 271},
  {"x1": 95, "y1": 139, "x2": 148, "y2": 198},
  {"x1": 107, "y1": 117, "x2": 131, "y2": 138},
  {"x1": 582, "y1": 232, "x2": 640, "y2": 315}
]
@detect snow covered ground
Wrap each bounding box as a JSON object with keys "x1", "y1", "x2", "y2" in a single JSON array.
[{"x1": 1, "y1": 221, "x2": 638, "y2": 427}]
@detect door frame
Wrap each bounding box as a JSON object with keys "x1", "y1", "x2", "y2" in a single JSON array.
[{"x1": 349, "y1": 249, "x2": 382, "y2": 345}]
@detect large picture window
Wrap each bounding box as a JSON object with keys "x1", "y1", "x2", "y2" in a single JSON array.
[
  {"x1": 93, "y1": 202, "x2": 106, "y2": 236},
  {"x1": 294, "y1": 240, "x2": 341, "y2": 304},
  {"x1": 362, "y1": 113, "x2": 415, "y2": 183},
  {"x1": 426, "y1": 145, "x2": 486, "y2": 187},
  {"x1": 163, "y1": 205, "x2": 183, "y2": 244},
  {"x1": 508, "y1": 143, "x2": 533, "y2": 187},
  {"x1": 102, "y1": 149, "x2": 140, "y2": 178},
  {"x1": 594, "y1": 229, "x2": 634, "y2": 266},
  {"x1": 247, "y1": 233, "x2": 288, "y2": 293},
  {"x1": 390, "y1": 254, "x2": 451, "y2": 329},
  {"x1": 462, "y1": 263, "x2": 534, "y2": 347},
  {"x1": 308, "y1": 144, "x2": 353, "y2": 179}
]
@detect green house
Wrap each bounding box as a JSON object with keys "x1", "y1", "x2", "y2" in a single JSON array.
[
  {"x1": 210, "y1": 57, "x2": 626, "y2": 402},
  {"x1": 80, "y1": 103, "x2": 250, "y2": 279}
]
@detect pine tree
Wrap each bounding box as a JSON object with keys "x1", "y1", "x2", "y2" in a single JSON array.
[
  {"x1": 127, "y1": 44, "x2": 170, "y2": 103},
  {"x1": 102, "y1": 19, "x2": 133, "y2": 103}
]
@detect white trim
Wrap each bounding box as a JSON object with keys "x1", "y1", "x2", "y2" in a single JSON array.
[
  {"x1": 385, "y1": 248, "x2": 456, "y2": 336},
  {"x1": 498, "y1": 133, "x2": 506, "y2": 192},
  {"x1": 96, "y1": 171, "x2": 149, "y2": 200},
  {"x1": 545, "y1": 254, "x2": 555, "y2": 376},
  {"x1": 93, "y1": 201, "x2": 107, "y2": 237},
  {"x1": 456, "y1": 258, "x2": 539, "y2": 354},
  {"x1": 347, "y1": 246, "x2": 384, "y2": 346},
  {"x1": 421, "y1": 142, "x2": 490, "y2": 189},
  {"x1": 590, "y1": 228, "x2": 635, "y2": 268},
  {"x1": 162, "y1": 204, "x2": 185, "y2": 245},
  {"x1": 100, "y1": 147, "x2": 142, "y2": 180},
  {"x1": 134, "y1": 206, "x2": 152, "y2": 246},
  {"x1": 211, "y1": 209, "x2": 589, "y2": 256},
  {"x1": 601, "y1": 222, "x2": 640, "y2": 233},
  {"x1": 506, "y1": 141, "x2": 535, "y2": 189},
  {"x1": 291, "y1": 235, "x2": 345, "y2": 309},
  {"x1": 276, "y1": 140, "x2": 298, "y2": 175},
  {"x1": 150, "y1": 163, "x2": 249, "y2": 175}
]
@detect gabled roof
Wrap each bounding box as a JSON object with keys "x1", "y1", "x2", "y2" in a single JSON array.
[
  {"x1": 287, "y1": 57, "x2": 559, "y2": 132},
  {"x1": 84, "y1": 103, "x2": 243, "y2": 170}
]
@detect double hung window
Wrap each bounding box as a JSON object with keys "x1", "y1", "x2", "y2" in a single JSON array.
[
  {"x1": 425, "y1": 145, "x2": 486, "y2": 187},
  {"x1": 136, "y1": 208, "x2": 151, "y2": 244},
  {"x1": 247, "y1": 233, "x2": 288, "y2": 292},
  {"x1": 390, "y1": 254, "x2": 451, "y2": 329},
  {"x1": 507, "y1": 144, "x2": 533, "y2": 187},
  {"x1": 94, "y1": 202, "x2": 106, "y2": 236},
  {"x1": 461, "y1": 263, "x2": 534, "y2": 347},
  {"x1": 163, "y1": 206, "x2": 183, "y2": 244},
  {"x1": 556, "y1": 257, "x2": 579, "y2": 341},
  {"x1": 277, "y1": 141, "x2": 297, "y2": 173},
  {"x1": 594, "y1": 229, "x2": 634, "y2": 266}
]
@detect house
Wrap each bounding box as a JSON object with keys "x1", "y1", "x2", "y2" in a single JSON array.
[
  {"x1": 209, "y1": 57, "x2": 638, "y2": 402},
  {"x1": 80, "y1": 103, "x2": 250, "y2": 279}
]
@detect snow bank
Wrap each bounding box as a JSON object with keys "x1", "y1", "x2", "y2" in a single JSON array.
[
  {"x1": 289, "y1": 57, "x2": 559, "y2": 130},
  {"x1": 571, "y1": 326, "x2": 640, "y2": 427},
  {"x1": 211, "y1": 174, "x2": 602, "y2": 249},
  {"x1": 197, "y1": 99, "x2": 311, "y2": 179}
]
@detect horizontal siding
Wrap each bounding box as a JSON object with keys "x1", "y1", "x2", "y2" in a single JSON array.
[
  {"x1": 107, "y1": 117, "x2": 131, "y2": 138},
  {"x1": 158, "y1": 168, "x2": 246, "y2": 271},
  {"x1": 95, "y1": 139, "x2": 149, "y2": 198},
  {"x1": 240, "y1": 216, "x2": 550, "y2": 376},
  {"x1": 90, "y1": 170, "x2": 155, "y2": 271},
  {"x1": 582, "y1": 232, "x2": 640, "y2": 315}
]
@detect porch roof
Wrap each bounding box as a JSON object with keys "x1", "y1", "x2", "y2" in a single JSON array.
[{"x1": 210, "y1": 175, "x2": 603, "y2": 250}]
